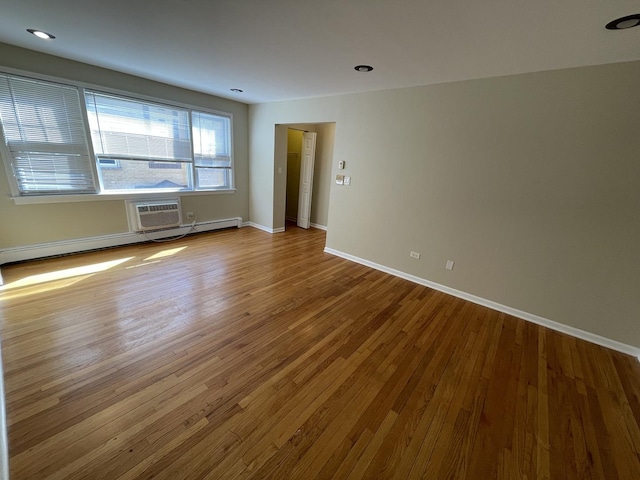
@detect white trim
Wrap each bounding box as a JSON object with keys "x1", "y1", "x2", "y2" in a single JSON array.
[
  {"x1": 11, "y1": 188, "x2": 236, "y2": 206},
  {"x1": 284, "y1": 219, "x2": 326, "y2": 231},
  {"x1": 324, "y1": 247, "x2": 640, "y2": 358},
  {"x1": 0, "y1": 217, "x2": 242, "y2": 265},
  {"x1": 242, "y1": 222, "x2": 272, "y2": 233},
  {"x1": 241, "y1": 222, "x2": 285, "y2": 234}
]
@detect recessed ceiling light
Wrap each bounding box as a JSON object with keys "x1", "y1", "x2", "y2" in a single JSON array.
[
  {"x1": 606, "y1": 14, "x2": 640, "y2": 30},
  {"x1": 354, "y1": 65, "x2": 374, "y2": 73},
  {"x1": 26, "y1": 29, "x2": 55, "y2": 40},
  {"x1": 230, "y1": 88, "x2": 243, "y2": 93}
]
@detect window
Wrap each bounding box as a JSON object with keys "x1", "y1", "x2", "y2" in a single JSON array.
[
  {"x1": 84, "y1": 91, "x2": 234, "y2": 192},
  {"x1": 192, "y1": 111, "x2": 232, "y2": 190},
  {"x1": 0, "y1": 74, "x2": 96, "y2": 194},
  {"x1": 0, "y1": 72, "x2": 234, "y2": 197},
  {"x1": 99, "y1": 158, "x2": 121, "y2": 169},
  {"x1": 84, "y1": 91, "x2": 193, "y2": 191}
]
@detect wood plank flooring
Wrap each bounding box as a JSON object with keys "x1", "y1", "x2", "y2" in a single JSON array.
[{"x1": 1, "y1": 225, "x2": 639, "y2": 479}]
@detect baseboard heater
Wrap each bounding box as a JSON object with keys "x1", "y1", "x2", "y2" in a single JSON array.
[
  {"x1": 0, "y1": 217, "x2": 243, "y2": 265},
  {"x1": 128, "y1": 199, "x2": 182, "y2": 232}
]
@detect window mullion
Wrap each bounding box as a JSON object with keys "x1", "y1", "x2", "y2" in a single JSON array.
[
  {"x1": 78, "y1": 86, "x2": 102, "y2": 193},
  {"x1": 0, "y1": 120, "x2": 20, "y2": 197},
  {"x1": 188, "y1": 108, "x2": 196, "y2": 190}
]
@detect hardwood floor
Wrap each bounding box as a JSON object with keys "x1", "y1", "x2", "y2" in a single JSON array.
[{"x1": 1, "y1": 225, "x2": 639, "y2": 479}]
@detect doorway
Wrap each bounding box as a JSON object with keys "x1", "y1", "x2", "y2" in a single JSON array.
[
  {"x1": 281, "y1": 123, "x2": 335, "y2": 231},
  {"x1": 285, "y1": 129, "x2": 316, "y2": 229},
  {"x1": 285, "y1": 128, "x2": 302, "y2": 227}
]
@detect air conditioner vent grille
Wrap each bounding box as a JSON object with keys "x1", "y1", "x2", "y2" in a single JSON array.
[{"x1": 129, "y1": 199, "x2": 182, "y2": 231}]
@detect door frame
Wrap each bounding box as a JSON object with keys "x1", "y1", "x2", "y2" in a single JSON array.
[{"x1": 273, "y1": 124, "x2": 320, "y2": 231}]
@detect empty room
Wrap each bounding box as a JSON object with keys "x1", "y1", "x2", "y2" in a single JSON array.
[{"x1": 0, "y1": 1, "x2": 639, "y2": 479}]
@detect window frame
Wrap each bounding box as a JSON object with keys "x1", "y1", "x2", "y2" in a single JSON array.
[
  {"x1": 0, "y1": 67, "x2": 235, "y2": 203},
  {"x1": 98, "y1": 158, "x2": 122, "y2": 169},
  {"x1": 0, "y1": 73, "x2": 100, "y2": 196}
]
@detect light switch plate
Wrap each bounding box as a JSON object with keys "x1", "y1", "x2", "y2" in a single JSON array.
[
  {"x1": 344, "y1": 176, "x2": 351, "y2": 186},
  {"x1": 335, "y1": 174, "x2": 344, "y2": 185}
]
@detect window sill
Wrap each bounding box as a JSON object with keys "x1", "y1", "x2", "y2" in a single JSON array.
[{"x1": 11, "y1": 189, "x2": 236, "y2": 205}]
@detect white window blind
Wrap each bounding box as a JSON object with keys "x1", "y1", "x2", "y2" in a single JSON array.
[
  {"x1": 84, "y1": 92, "x2": 192, "y2": 162},
  {"x1": 192, "y1": 111, "x2": 232, "y2": 189},
  {"x1": 0, "y1": 72, "x2": 234, "y2": 197},
  {"x1": 0, "y1": 74, "x2": 95, "y2": 194}
]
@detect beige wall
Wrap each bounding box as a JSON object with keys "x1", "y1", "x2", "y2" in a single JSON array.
[
  {"x1": 250, "y1": 108, "x2": 338, "y2": 230},
  {"x1": 0, "y1": 43, "x2": 249, "y2": 249},
  {"x1": 287, "y1": 129, "x2": 304, "y2": 152},
  {"x1": 249, "y1": 61, "x2": 640, "y2": 348},
  {"x1": 285, "y1": 129, "x2": 303, "y2": 221}
]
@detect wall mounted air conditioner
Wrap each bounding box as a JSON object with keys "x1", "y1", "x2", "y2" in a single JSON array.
[{"x1": 127, "y1": 199, "x2": 182, "y2": 232}]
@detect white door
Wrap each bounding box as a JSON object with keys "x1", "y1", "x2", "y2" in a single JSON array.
[{"x1": 297, "y1": 132, "x2": 317, "y2": 229}]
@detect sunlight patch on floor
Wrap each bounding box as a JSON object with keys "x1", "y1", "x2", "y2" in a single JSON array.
[
  {"x1": 0, "y1": 257, "x2": 134, "y2": 291},
  {"x1": 143, "y1": 246, "x2": 187, "y2": 261},
  {"x1": 126, "y1": 260, "x2": 161, "y2": 269},
  {"x1": 0, "y1": 275, "x2": 93, "y2": 300}
]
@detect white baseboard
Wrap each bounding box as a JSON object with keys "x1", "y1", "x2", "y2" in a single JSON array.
[
  {"x1": 324, "y1": 247, "x2": 640, "y2": 359},
  {"x1": 242, "y1": 222, "x2": 285, "y2": 234},
  {"x1": 282, "y1": 219, "x2": 327, "y2": 231},
  {"x1": 244, "y1": 221, "x2": 326, "y2": 233},
  {"x1": 0, "y1": 217, "x2": 242, "y2": 265}
]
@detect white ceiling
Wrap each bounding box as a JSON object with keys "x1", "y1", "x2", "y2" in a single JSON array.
[{"x1": 0, "y1": 0, "x2": 639, "y2": 104}]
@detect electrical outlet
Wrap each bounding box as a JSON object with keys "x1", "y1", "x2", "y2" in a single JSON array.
[
  {"x1": 446, "y1": 260, "x2": 454, "y2": 270},
  {"x1": 410, "y1": 251, "x2": 421, "y2": 259},
  {"x1": 186, "y1": 212, "x2": 195, "y2": 220}
]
